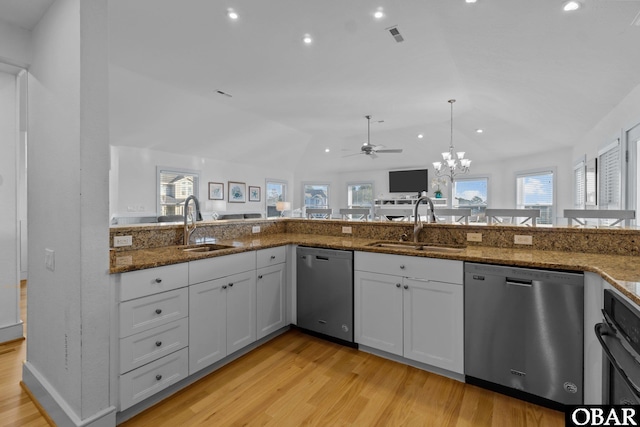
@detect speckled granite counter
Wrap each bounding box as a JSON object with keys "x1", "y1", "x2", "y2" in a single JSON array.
[{"x1": 110, "y1": 231, "x2": 640, "y2": 305}]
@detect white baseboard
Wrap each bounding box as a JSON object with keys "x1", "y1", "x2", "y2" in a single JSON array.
[
  {"x1": 22, "y1": 361, "x2": 116, "y2": 427},
  {"x1": 0, "y1": 321, "x2": 23, "y2": 344}
]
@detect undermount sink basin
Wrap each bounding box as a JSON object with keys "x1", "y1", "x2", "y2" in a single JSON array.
[
  {"x1": 182, "y1": 243, "x2": 234, "y2": 252},
  {"x1": 366, "y1": 241, "x2": 466, "y2": 253}
]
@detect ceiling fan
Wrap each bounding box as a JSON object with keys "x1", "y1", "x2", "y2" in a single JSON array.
[{"x1": 345, "y1": 115, "x2": 403, "y2": 159}]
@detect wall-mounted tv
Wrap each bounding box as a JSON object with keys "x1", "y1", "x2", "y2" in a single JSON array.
[{"x1": 389, "y1": 169, "x2": 429, "y2": 193}]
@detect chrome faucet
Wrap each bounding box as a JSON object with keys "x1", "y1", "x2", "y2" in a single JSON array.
[
  {"x1": 183, "y1": 195, "x2": 202, "y2": 245},
  {"x1": 413, "y1": 195, "x2": 437, "y2": 244}
]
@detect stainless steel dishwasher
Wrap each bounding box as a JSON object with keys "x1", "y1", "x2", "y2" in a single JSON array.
[
  {"x1": 465, "y1": 262, "x2": 584, "y2": 408},
  {"x1": 296, "y1": 246, "x2": 354, "y2": 344}
]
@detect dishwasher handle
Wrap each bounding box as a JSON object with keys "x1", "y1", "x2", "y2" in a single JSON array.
[
  {"x1": 595, "y1": 322, "x2": 640, "y2": 400},
  {"x1": 506, "y1": 277, "x2": 533, "y2": 287}
]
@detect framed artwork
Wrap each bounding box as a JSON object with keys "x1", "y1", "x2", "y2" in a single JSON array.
[
  {"x1": 249, "y1": 186, "x2": 261, "y2": 202},
  {"x1": 228, "y1": 181, "x2": 246, "y2": 203},
  {"x1": 208, "y1": 182, "x2": 224, "y2": 200}
]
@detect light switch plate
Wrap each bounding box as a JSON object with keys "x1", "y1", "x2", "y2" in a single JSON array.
[
  {"x1": 114, "y1": 235, "x2": 133, "y2": 247},
  {"x1": 342, "y1": 226, "x2": 352, "y2": 234},
  {"x1": 467, "y1": 232, "x2": 482, "y2": 242},
  {"x1": 514, "y1": 235, "x2": 533, "y2": 245},
  {"x1": 45, "y1": 249, "x2": 55, "y2": 271},
  {"x1": 252, "y1": 225, "x2": 261, "y2": 233}
]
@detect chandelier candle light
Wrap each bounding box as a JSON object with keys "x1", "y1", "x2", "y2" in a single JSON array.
[{"x1": 432, "y1": 99, "x2": 471, "y2": 182}]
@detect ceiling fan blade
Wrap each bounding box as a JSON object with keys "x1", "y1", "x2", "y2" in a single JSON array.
[
  {"x1": 375, "y1": 149, "x2": 403, "y2": 153},
  {"x1": 369, "y1": 152, "x2": 378, "y2": 159},
  {"x1": 342, "y1": 152, "x2": 364, "y2": 158}
]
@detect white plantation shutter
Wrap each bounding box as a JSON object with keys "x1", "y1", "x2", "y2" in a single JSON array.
[
  {"x1": 598, "y1": 140, "x2": 621, "y2": 209},
  {"x1": 573, "y1": 161, "x2": 585, "y2": 208}
]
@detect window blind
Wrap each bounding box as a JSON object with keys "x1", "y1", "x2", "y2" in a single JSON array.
[
  {"x1": 573, "y1": 161, "x2": 585, "y2": 208},
  {"x1": 598, "y1": 140, "x2": 621, "y2": 209}
]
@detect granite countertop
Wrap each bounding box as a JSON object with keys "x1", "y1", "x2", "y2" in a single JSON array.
[{"x1": 110, "y1": 232, "x2": 640, "y2": 305}]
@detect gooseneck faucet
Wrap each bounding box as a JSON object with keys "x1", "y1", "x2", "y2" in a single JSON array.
[
  {"x1": 183, "y1": 195, "x2": 202, "y2": 245},
  {"x1": 413, "y1": 195, "x2": 437, "y2": 244}
]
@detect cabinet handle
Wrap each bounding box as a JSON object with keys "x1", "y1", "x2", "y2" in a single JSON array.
[
  {"x1": 155, "y1": 341, "x2": 162, "y2": 347},
  {"x1": 396, "y1": 283, "x2": 401, "y2": 288},
  {"x1": 155, "y1": 278, "x2": 162, "y2": 283},
  {"x1": 222, "y1": 285, "x2": 228, "y2": 290},
  {"x1": 403, "y1": 284, "x2": 409, "y2": 290},
  {"x1": 155, "y1": 374, "x2": 162, "y2": 381},
  {"x1": 258, "y1": 275, "x2": 263, "y2": 279},
  {"x1": 155, "y1": 308, "x2": 162, "y2": 314},
  {"x1": 228, "y1": 283, "x2": 234, "y2": 287},
  {"x1": 400, "y1": 265, "x2": 405, "y2": 269},
  {"x1": 270, "y1": 255, "x2": 276, "y2": 259}
]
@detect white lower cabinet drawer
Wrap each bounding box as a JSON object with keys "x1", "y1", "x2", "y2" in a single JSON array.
[
  {"x1": 120, "y1": 287, "x2": 188, "y2": 338},
  {"x1": 119, "y1": 317, "x2": 189, "y2": 374},
  {"x1": 119, "y1": 347, "x2": 189, "y2": 411}
]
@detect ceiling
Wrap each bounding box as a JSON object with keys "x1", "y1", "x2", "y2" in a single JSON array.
[{"x1": 3, "y1": 0, "x2": 640, "y2": 174}]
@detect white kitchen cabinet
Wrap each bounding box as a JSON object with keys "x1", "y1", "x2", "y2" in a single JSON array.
[
  {"x1": 256, "y1": 263, "x2": 286, "y2": 339},
  {"x1": 354, "y1": 251, "x2": 464, "y2": 374},
  {"x1": 188, "y1": 255, "x2": 257, "y2": 375}
]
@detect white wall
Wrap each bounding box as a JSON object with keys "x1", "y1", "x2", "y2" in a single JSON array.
[
  {"x1": 24, "y1": 0, "x2": 113, "y2": 425},
  {"x1": 0, "y1": 70, "x2": 22, "y2": 343},
  {"x1": 0, "y1": 20, "x2": 31, "y2": 67},
  {"x1": 110, "y1": 145, "x2": 294, "y2": 220}
]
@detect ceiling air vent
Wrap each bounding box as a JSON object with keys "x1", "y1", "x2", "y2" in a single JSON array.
[{"x1": 387, "y1": 26, "x2": 404, "y2": 43}]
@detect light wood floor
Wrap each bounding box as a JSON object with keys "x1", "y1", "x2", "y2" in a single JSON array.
[{"x1": 2, "y1": 285, "x2": 564, "y2": 427}]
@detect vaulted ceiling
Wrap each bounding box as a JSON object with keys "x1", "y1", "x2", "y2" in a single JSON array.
[{"x1": 2, "y1": 0, "x2": 640, "y2": 174}]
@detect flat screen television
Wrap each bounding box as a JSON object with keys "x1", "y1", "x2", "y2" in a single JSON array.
[{"x1": 389, "y1": 169, "x2": 429, "y2": 193}]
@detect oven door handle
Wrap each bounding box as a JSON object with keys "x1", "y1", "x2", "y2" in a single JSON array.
[{"x1": 595, "y1": 322, "x2": 640, "y2": 399}]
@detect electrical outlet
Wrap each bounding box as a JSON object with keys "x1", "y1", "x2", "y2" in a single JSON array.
[
  {"x1": 252, "y1": 225, "x2": 261, "y2": 233},
  {"x1": 45, "y1": 249, "x2": 55, "y2": 271},
  {"x1": 514, "y1": 235, "x2": 533, "y2": 245},
  {"x1": 467, "y1": 232, "x2": 482, "y2": 242},
  {"x1": 114, "y1": 235, "x2": 133, "y2": 247},
  {"x1": 342, "y1": 226, "x2": 352, "y2": 234}
]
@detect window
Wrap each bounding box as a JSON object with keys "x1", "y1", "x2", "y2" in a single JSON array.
[
  {"x1": 157, "y1": 167, "x2": 199, "y2": 217},
  {"x1": 573, "y1": 159, "x2": 585, "y2": 209},
  {"x1": 453, "y1": 177, "x2": 488, "y2": 221},
  {"x1": 266, "y1": 180, "x2": 288, "y2": 218},
  {"x1": 303, "y1": 183, "x2": 330, "y2": 208},
  {"x1": 516, "y1": 170, "x2": 554, "y2": 225},
  {"x1": 347, "y1": 182, "x2": 373, "y2": 207},
  {"x1": 599, "y1": 139, "x2": 621, "y2": 209}
]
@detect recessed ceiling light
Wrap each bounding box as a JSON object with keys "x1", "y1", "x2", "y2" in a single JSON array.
[
  {"x1": 373, "y1": 7, "x2": 385, "y2": 19},
  {"x1": 227, "y1": 8, "x2": 239, "y2": 20},
  {"x1": 563, "y1": 1, "x2": 581, "y2": 12},
  {"x1": 476, "y1": 129, "x2": 483, "y2": 134},
  {"x1": 325, "y1": 148, "x2": 330, "y2": 153},
  {"x1": 465, "y1": 0, "x2": 477, "y2": 4},
  {"x1": 302, "y1": 34, "x2": 313, "y2": 44},
  {"x1": 417, "y1": 134, "x2": 424, "y2": 139}
]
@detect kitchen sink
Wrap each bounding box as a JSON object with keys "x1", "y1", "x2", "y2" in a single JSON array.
[
  {"x1": 182, "y1": 243, "x2": 234, "y2": 252},
  {"x1": 366, "y1": 241, "x2": 466, "y2": 253}
]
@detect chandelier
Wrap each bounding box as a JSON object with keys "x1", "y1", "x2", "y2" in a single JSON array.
[{"x1": 432, "y1": 99, "x2": 471, "y2": 182}]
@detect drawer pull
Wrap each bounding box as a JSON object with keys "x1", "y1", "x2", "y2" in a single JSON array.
[
  {"x1": 270, "y1": 255, "x2": 276, "y2": 259},
  {"x1": 155, "y1": 374, "x2": 162, "y2": 381},
  {"x1": 228, "y1": 283, "x2": 234, "y2": 288},
  {"x1": 396, "y1": 283, "x2": 401, "y2": 288},
  {"x1": 155, "y1": 309, "x2": 162, "y2": 315},
  {"x1": 400, "y1": 265, "x2": 405, "y2": 269},
  {"x1": 155, "y1": 341, "x2": 162, "y2": 347},
  {"x1": 258, "y1": 275, "x2": 263, "y2": 279},
  {"x1": 403, "y1": 284, "x2": 409, "y2": 290},
  {"x1": 155, "y1": 278, "x2": 162, "y2": 283}
]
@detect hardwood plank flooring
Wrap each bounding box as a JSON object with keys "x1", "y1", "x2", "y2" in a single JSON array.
[
  {"x1": 121, "y1": 330, "x2": 564, "y2": 427},
  {"x1": 2, "y1": 284, "x2": 564, "y2": 427}
]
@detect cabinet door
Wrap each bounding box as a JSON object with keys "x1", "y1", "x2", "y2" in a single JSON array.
[
  {"x1": 226, "y1": 270, "x2": 257, "y2": 355},
  {"x1": 354, "y1": 271, "x2": 403, "y2": 356},
  {"x1": 256, "y1": 263, "x2": 286, "y2": 340},
  {"x1": 403, "y1": 278, "x2": 463, "y2": 374},
  {"x1": 188, "y1": 279, "x2": 227, "y2": 375}
]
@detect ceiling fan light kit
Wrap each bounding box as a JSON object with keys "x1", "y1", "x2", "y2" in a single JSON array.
[{"x1": 433, "y1": 99, "x2": 472, "y2": 182}]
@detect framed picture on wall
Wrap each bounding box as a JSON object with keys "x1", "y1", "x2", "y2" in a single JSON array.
[
  {"x1": 208, "y1": 182, "x2": 224, "y2": 200},
  {"x1": 228, "y1": 181, "x2": 246, "y2": 203},
  {"x1": 249, "y1": 186, "x2": 261, "y2": 202}
]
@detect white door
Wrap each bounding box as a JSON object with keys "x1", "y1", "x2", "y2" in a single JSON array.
[
  {"x1": 354, "y1": 271, "x2": 403, "y2": 356},
  {"x1": 188, "y1": 279, "x2": 227, "y2": 375},
  {"x1": 226, "y1": 270, "x2": 257, "y2": 355},
  {"x1": 403, "y1": 277, "x2": 464, "y2": 374},
  {"x1": 256, "y1": 263, "x2": 286, "y2": 339}
]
